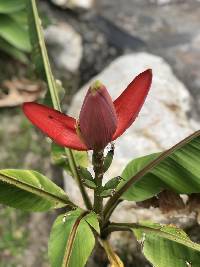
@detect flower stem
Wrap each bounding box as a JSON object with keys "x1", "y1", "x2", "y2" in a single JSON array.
[
  {"x1": 93, "y1": 150, "x2": 104, "y2": 220},
  {"x1": 65, "y1": 148, "x2": 92, "y2": 210}
]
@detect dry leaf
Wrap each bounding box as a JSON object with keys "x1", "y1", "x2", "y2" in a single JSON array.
[
  {"x1": 100, "y1": 239, "x2": 124, "y2": 267},
  {"x1": 0, "y1": 78, "x2": 45, "y2": 107}
]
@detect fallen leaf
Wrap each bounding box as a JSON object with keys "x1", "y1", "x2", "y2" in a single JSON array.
[{"x1": 0, "y1": 78, "x2": 45, "y2": 107}]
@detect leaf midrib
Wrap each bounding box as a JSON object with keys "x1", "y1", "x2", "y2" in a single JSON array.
[
  {"x1": 0, "y1": 173, "x2": 71, "y2": 206},
  {"x1": 62, "y1": 211, "x2": 89, "y2": 267}
]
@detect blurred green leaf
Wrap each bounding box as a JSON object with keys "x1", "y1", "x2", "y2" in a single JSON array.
[
  {"x1": 0, "y1": 37, "x2": 28, "y2": 63},
  {"x1": 0, "y1": 0, "x2": 26, "y2": 14},
  {"x1": 0, "y1": 169, "x2": 73, "y2": 211},
  {"x1": 0, "y1": 15, "x2": 31, "y2": 52},
  {"x1": 10, "y1": 9, "x2": 28, "y2": 26}
]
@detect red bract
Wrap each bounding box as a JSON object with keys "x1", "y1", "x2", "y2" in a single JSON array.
[
  {"x1": 79, "y1": 81, "x2": 118, "y2": 150},
  {"x1": 22, "y1": 69, "x2": 152, "y2": 151}
]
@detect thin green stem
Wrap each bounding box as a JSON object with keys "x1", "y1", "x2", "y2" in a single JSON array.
[
  {"x1": 31, "y1": 0, "x2": 92, "y2": 210},
  {"x1": 93, "y1": 150, "x2": 104, "y2": 220},
  {"x1": 65, "y1": 149, "x2": 92, "y2": 210},
  {"x1": 102, "y1": 222, "x2": 137, "y2": 237},
  {"x1": 103, "y1": 199, "x2": 122, "y2": 226},
  {"x1": 103, "y1": 130, "x2": 200, "y2": 223}
]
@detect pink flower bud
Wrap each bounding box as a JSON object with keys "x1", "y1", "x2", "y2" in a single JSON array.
[{"x1": 79, "y1": 81, "x2": 118, "y2": 150}]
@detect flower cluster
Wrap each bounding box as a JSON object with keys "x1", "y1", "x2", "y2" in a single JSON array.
[{"x1": 23, "y1": 70, "x2": 152, "y2": 151}]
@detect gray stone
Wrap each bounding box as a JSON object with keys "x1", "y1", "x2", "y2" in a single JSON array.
[
  {"x1": 64, "y1": 52, "x2": 200, "y2": 225},
  {"x1": 45, "y1": 23, "x2": 82, "y2": 73}
]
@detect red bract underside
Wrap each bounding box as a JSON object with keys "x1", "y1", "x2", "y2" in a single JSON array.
[
  {"x1": 112, "y1": 69, "x2": 152, "y2": 140},
  {"x1": 22, "y1": 102, "x2": 87, "y2": 150}
]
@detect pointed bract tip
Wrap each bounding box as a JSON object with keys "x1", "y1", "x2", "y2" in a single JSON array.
[
  {"x1": 144, "y1": 68, "x2": 152, "y2": 76},
  {"x1": 90, "y1": 80, "x2": 104, "y2": 95}
]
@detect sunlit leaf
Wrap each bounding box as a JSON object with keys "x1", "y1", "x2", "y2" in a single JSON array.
[
  {"x1": 0, "y1": 15, "x2": 30, "y2": 52},
  {"x1": 49, "y1": 209, "x2": 98, "y2": 267},
  {"x1": 119, "y1": 131, "x2": 200, "y2": 201},
  {"x1": 0, "y1": 169, "x2": 72, "y2": 211},
  {"x1": 133, "y1": 222, "x2": 200, "y2": 267}
]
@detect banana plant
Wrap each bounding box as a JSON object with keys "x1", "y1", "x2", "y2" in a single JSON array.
[{"x1": 1, "y1": 1, "x2": 200, "y2": 266}]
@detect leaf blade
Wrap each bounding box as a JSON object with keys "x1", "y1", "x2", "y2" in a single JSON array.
[
  {"x1": 0, "y1": 169, "x2": 72, "y2": 211},
  {"x1": 0, "y1": 15, "x2": 30, "y2": 52},
  {"x1": 49, "y1": 209, "x2": 96, "y2": 267},
  {"x1": 120, "y1": 131, "x2": 200, "y2": 201},
  {"x1": 132, "y1": 222, "x2": 200, "y2": 267}
]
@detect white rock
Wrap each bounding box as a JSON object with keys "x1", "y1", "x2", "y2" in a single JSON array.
[
  {"x1": 45, "y1": 23, "x2": 82, "y2": 73},
  {"x1": 64, "y1": 52, "x2": 200, "y2": 225},
  {"x1": 51, "y1": 0, "x2": 94, "y2": 9}
]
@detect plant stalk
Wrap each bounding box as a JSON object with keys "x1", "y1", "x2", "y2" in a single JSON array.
[
  {"x1": 93, "y1": 150, "x2": 104, "y2": 219},
  {"x1": 66, "y1": 148, "x2": 92, "y2": 210},
  {"x1": 102, "y1": 222, "x2": 137, "y2": 237}
]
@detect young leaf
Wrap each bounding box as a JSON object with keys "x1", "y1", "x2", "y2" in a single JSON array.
[
  {"x1": 132, "y1": 222, "x2": 200, "y2": 267},
  {"x1": 0, "y1": 169, "x2": 73, "y2": 211},
  {"x1": 100, "y1": 177, "x2": 122, "y2": 197},
  {"x1": 78, "y1": 166, "x2": 93, "y2": 182},
  {"x1": 48, "y1": 209, "x2": 98, "y2": 267},
  {"x1": 104, "y1": 176, "x2": 122, "y2": 190},
  {"x1": 0, "y1": 15, "x2": 31, "y2": 52},
  {"x1": 103, "y1": 144, "x2": 114, "y2": 172},
  {"x1": 82, "y1": 179, "x2": 96, "y2": 189}
]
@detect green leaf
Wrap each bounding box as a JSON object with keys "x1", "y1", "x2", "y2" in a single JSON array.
[
  {"x1": 103, "y1": 145, "x2": 114, "y2": 173},
  {"x1": 0, "y1": 169, "x2": 73, "y2": 211},
  {"x1": 48, "y1": 209, "x2": 97, "y2": 267},
  {"x1": 84, "y1": 211, "x2": 100, "y2": 234},
  {"x1": 27, "y1": 0, "x2": 61, "y2": 109},
  {"x1": 78, "y1": 167, "x2": 93, "y2": 182},
  {"x1": 0, "y1": 15, "x2": 31, "y2": 52},
  {"x1": 0, "y1": 37, "x2": 28, "y2": 63},
  {"x1": 100, "y1": 189, "x2": 113, "y2": 197},
  {"x1": 119, "y1": 131, "x2": 200, "y2": 201},
  {"x1": 10, "y1": 9, "x2": 28, "y2": 26},
  {"x1": 0, "y1": 0, "x2": 26, "y2": 14},
  {"x1": 83, "y1": 179, "x2": 97, "y2": 189},
  {"x1": 100, "y1": 177, "x2": 122, "y2": 197},
  {"x1": 132, "y1": 222, "x2": 200, "y2": 267},
  {"x1": 104, "y1": 177, "x2": 122, "y2": 190}
]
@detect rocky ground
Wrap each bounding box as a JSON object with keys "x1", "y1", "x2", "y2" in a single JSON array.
[{"x1": 1, "y1": 0, "x2": 200, "y2": 266}]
